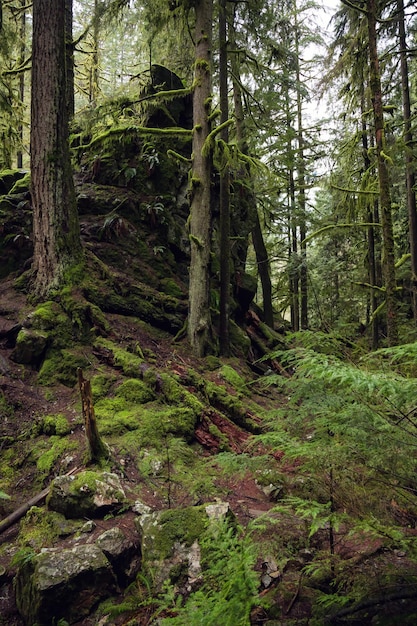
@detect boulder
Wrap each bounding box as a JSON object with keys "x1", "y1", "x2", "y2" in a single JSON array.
[
  {"x1": 47, "y1": 471, "x2": 126, "y2": 519},
  {"x1": 10, "y1": 328, "x2": 48, "y2": 365},
  {"x1": 135, "y1": 501, "x2": 233, "y2": 591},
  {"x1": 15, "y1": 544, "x2": 118, "y2": 625},
  {"x1": 96, "y1": 527, "x2": 141, "y2": 586}
]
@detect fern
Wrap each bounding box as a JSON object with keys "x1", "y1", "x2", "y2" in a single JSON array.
[{"x1": 159, "y1": 519, "x2": 258, "y2": 625}]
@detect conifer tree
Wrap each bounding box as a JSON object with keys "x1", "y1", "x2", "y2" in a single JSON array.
[
  {"x1": 188, "y1": 0, "x2": 214, "y2": 356},
  {"x1": 31, "y1": 0, "x2": 82, "y2": 297}
]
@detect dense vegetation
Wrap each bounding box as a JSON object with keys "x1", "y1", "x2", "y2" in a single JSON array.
[{"x1": 1, "y1": 0, "x2": 417, "y2": 624}]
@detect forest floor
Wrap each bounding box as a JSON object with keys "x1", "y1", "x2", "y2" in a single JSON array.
[{"x1": 2, "y1": 273, "x2": 417, "y2": 626}]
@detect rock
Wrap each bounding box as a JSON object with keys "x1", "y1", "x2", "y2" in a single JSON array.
[
  {"x1": 10, "y1": 328, "x2": 49, "y2": 365},
  {"x1": 15, "y1": 544, "x2": 118, "y2": 625},
  {"x1": 47, "y1": 471, "x2": 126, "y2": 519},
  {"x1": 96, "y1": 526, "x2": 141, "y2": 586},
  {"x1": 136, "y1": 501, "x2": 232, "y2": 591}
]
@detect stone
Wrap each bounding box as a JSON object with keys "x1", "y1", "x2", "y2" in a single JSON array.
[
  {"x1": 15, "y1": 544, "x2": 117, "y2": 625},
  {"x1": 96, "y1": 527, "x2": 141, "y2": 586},
  {"x1": 136, "y1": 501, "x2": 233, "y2": 591},
  {"x1": 10, "y1": 328, "x2": 48, "y2": 365},
  {"x1": 47, "y1": 471, "x2": 126, "y2": 519}
]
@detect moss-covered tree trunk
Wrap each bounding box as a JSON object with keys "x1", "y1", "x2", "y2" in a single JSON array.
[
  {"x1": 31, "y1": 0, "x2": 82, "y2": 298},
  {"x1": 398, "y1": 0, "x2": 417, "y2": 319},
  {"x1": 367, "y1": 0, "x2": 398, "y2": 345},
  {"x1": 188, "y1": 0, "x2": 213, "y2": 356}
]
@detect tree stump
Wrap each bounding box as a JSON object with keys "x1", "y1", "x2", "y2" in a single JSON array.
[{"x1": 77, "y1": 368, "x2": 108, "y2": 463}]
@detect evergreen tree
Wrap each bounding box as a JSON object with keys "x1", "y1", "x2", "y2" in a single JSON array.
[{"x1": 31, "y1": 0, "x2": 82, "y2": 297}]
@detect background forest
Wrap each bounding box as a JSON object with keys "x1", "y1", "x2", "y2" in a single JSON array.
[{"x1": 1, "y1": 0, "x2": 417, "y2": 625}]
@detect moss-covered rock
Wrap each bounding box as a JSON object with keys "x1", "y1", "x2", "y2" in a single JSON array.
[
  {"x1": 219, "y1": 364, "x2": 248, "y2": 394},
  {"x1": 17, "y1": 506, "x2": 79, "y2": 550},
  {"x1": 37, "y1": 348, "x2": 90, "y2": 386},
  {"x1": 9, "y1": 171, "x2": 30, "y2": 195},
  {"x1": 47, "y1": 471, "x2": 127, "y2": 519},
  {"x1": 15, "y1": 543, "x2": 117, "y2": 626},
  {"x1": 115, "y1": 378, "x2": 155, "y2": 404},
  {"x1": 136, "y1": 501, "x2": 234, "y2": 589},
  {"x1": 0, "y1": 169, "x2": 27, "y2": 194},
  {"x1": 10, "y1": 328, "x2": 49, "y2": 365},
  {"x1": 36, "y1": 413, "x2": 71, "y2": 437}
]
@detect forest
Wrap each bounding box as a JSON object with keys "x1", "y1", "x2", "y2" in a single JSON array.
[{"x1": 1, "y1": 0, "x2": 417, "y2": 624}]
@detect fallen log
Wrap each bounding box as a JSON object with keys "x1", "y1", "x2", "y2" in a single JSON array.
[{"x1": 0, "y1": 467, "x2": 79, "y2": 536}]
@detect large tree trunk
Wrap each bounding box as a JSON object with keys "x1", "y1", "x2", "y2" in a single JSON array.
[
  {"x1": 366, "y1": 0, "x2": 398, "y2": 345},
  {"x1": 65, "y1": 0, "x2": 75, "y2": 118},
  {"x1": 397, "y1": 0, "x2": 417, "y2": 319},
  {"x1": 31, "y1": 0, "x2": 82, "y2": 299},
  {"x1": 17, "y1": 0, "x2": 26, "y2": 169},
  {"x1": 188, "y1": 0, "x2": 213, "y2": 356},
  {"x1": 218, "y1": 0, "x2": 231, "y2": 355}
]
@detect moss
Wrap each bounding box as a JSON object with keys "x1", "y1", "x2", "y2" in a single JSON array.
[
  {"x1": 159, "y1": 277, "x2": 184, "y2": 298},
  {"x1": 185, "y1": 368, "x2": 261, "y2": 433},
  {"x1": 35, "y1": 437, "x2": 78, "y2": 474},
  {"x1": 9, "y1": 171, "x2": 31, "y2": 194},
  {"x1": 17, "y1": 506, "x2": 78, "y2": 550},
  {"x1": 115, "y1": 378, "x2": 155, "y2": 404},
  {"x1": 205, "y1": 355, "x2": 221, "y2": 371},
  {"x1": 37, "y1": 349, "x2": 90, "y2": 387},
  {"x1": 90, "y1": 373, "x2": 117, "y2": 400},
  {"x1": 94, "y1": 337, "x2": 143, "y2": 376},
  {"x1": 37, "y1": 413, "x2": 71, "y2": 437},
  {"x1": 144, "y1": 506, "x2": 209, "y2": 561},
  {"x1": 96, "y1": 397, "x2": 197, "y2": 443},
  {"x1": 219, "y1": 364, "x2": 248, "y2": 394},
  {"x1": 30, "y1": 301, "x2": 73, "y2": 347}
]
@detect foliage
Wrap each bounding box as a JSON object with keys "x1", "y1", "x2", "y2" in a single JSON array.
[{"x1": 159, "y1": 519, "x2": 259, "y2": 625}]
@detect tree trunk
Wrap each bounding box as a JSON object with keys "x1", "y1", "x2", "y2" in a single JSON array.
[
  {"x1": 78, "y1": 369, "x2": 108, "y2": 463},
  {"x1": 65, "y1": 0, "x2": 75, "y2": 118},
  {"x1": 31, "y1": 0, "x2": 82, "y2": 299},
  {"x1": 218, "y1": 0, "x2": 231, "y2": 355},
  {"x1": 366, "y1": 0, "x2": 398, "y2": 345},
  {"x1": 17, "y1": 0, "x2": 26, "y2": 169},
  {"x1": 294, "y1": 5, "x2": 308, "y2": 329},
  {"x1": 188, "y1": 0, "x2": 213, "y2": 356},
  {"x1": 398, "y1": 0, "x2": 417, "y2": 319}
]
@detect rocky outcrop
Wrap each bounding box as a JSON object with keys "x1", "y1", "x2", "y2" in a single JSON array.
[
  {"x1": 47, "y1": 471, "x2": 126, "y2": 519},
  {"x1": 15, "y1": 544, "x2": 118, "y2": 625}
]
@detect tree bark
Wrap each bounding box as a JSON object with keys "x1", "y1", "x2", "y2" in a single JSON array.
[
  {"x1": 218, "y1": 0, "x2": 231, "y2": 355},
  {"x1": 366, "y1": 0, "x2": 398, "y2": 345},
  {"x1": 188, "y1": 0, "x2": 213, "y2": 356},
  {"x1": 397, "y1": 0, "x2": 417, "y2": 319},
  {"x1": 65, "y1": 0, "x2": 75, "y2": 118},
  {"x1": 78, "y1": 369, "x2": 108, "y2": 463},
  {"x1": 31, "y1": 0, "x2": 82, "y2": 298}
]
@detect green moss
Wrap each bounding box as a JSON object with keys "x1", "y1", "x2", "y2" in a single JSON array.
[
  {"x1": 90, "y1": 373, "x2": 117, "y2": 400},
  {"x1": 37, "y1": 413, "x2": 71, "y2": 437},
  {"x1": 37, "y1": 349, "x2": 90, "y2": 386},
  {"x1": 145, "y1": 506, "x2": 209, "y2": 561},
  {"x1": 205, "y1": 355, "x2": 221, "y2": 371},
  {"x1": 157, "y1": 372, "x2": 204, "y2": 414},
  {"x1": 35, "y1": 437, "x2": 77, "y2": 474},
  {"x1": 219, "y1": 364, "x2": 248, "y2": 394},
  {"x1": 159, "y1": 277, "x2": 184, "y2": 298},
  {"x1": 9, "y1": 171, "x2": 31, "y2": 194},
  {"x1": 115, "y1": 378, "x2": 155, "y2": 404},
  {"x1": 186, "y1": 368, "x2": 261, "y2": 433},
  {"x1": 17, "y1": 506, "x2": 78, "y2": 550},
  {"x1": 31, "y1": 301, "x2": 73, "y2": 347},
  {"x1": 94, "y1": 337, "x2": 143, "y2": 376}
]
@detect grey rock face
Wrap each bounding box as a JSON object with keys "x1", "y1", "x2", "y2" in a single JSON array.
[{"x1": 15, "y1": 544, "x2": 118, "y2": 625}]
